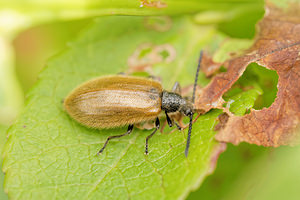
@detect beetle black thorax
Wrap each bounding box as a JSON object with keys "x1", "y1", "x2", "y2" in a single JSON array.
[{"x1": 161, "y1": 91, "x2": 194, "y2": 116}]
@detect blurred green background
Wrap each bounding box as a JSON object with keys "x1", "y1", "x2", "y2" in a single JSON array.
[{"x1": 1, "y1": 0, "x2": 300, "y2": 199}]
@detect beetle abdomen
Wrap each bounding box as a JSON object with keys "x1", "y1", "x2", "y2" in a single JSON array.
[{"x1": 64, "y1": 76, "x2": 163, "y2": 128}]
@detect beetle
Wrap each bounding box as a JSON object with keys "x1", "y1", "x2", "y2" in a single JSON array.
[{"x1": 64, "y1": 51, "x2": 203, "y2": 157}]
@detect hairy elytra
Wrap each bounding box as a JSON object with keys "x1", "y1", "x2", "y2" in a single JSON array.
[
  {"x1": 64, "y1": 51, "x2": 203, "y2": 157},
  {"x1": 64, "y1": 76, "x2": 163, "y2": 128}
]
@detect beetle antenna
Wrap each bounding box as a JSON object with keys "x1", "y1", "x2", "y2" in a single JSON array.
[
  {"x1": 192, "y1": 50, "x2": 203, "y2": 103},
  {"x1": 185, "y1": 50, "x2": 203, "y2": 157}
]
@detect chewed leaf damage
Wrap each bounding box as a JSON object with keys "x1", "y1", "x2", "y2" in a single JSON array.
[{"x1": 128, "y1": 43, "x2": 176, "y2": 72}]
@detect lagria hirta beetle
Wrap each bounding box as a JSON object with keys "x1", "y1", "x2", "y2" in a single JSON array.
[{"x1": 64, "y1": 51, "x2": 203, "y2": 157}]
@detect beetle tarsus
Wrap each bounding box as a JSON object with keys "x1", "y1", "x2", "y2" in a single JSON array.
[
  {"x1": 97, "y1": 124, "x2": 134, "y2": 155},
  {"x1": 174, "y1": 122, "x2": 182, "y2": 131},
  {"x1": 97, "y1": 145, "x2": 107, "y2": 155},
  {"x1": 145, "y1": 118, "x2": 160, "y2": 155}
]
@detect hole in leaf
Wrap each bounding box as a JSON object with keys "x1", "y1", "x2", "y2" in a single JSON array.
[
  {"x1": 138, "y1": 47, "x2": 152, "y2": 59},
  {"x1": 159, "y1": 49, "x2": 170, "y2": 60},
  {"x1": 128, "y1": 43, "x2": 176, "y2": 72},
  {"x1": 245, "y1": 108, "x2": 251, "y2": 114},
  {"x1": 244, "y1": 63, "x2": 278, "y2": 109},
  {"x1": 223, "y1": 63, "x2": 278, "y2": 115},
  {"x1": 219, "y1": 66, "x2": 227, "y2": 73}
]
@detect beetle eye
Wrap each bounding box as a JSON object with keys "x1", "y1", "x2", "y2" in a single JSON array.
[{"x1": 183, "y1": 108, "x2": 192, "y2": 116}]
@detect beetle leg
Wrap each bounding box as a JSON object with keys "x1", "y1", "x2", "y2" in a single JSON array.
[
  {"x1": 174, "y1": 121, "x2": 183, "y2": 131},
  {"x1": 165, "y1": 111, "x2": 182, "y2": 131},
  {"x1": 97, "y1": 124, "x2": 134, "y2": 155},
  {"x1": 117, "y1": 72, "x2": 126, "y2": 75},
  {"x1": 171, "y1": 81, "x2": 181, "y2": 95},
  {"x1": 165, "y1": 111, "x2": 173, "y2": 127},
  {"x1": 145, "y1": 118, "x2": 160, "y2": 155}
]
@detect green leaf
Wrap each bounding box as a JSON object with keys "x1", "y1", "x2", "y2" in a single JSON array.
[
  {"x1": 224, "y1": 88, "x2": 262, "y2": 116},
  {"x1": 187, "y1": 143, "x2": 270, "y2": 200},
  {"x1": 0, "y1": 125, "x2": 8, "y2": 200},
  {"x1": 0, "y1": 0, "x2": 264, "y2": 54},
  {"x1": 1, "y1": 0, "x2": 263, "y2": 19},
  {"x1": 213, "y1": 38, "x2": 254, "y2": 63},
  {"x1": 222, "y1": 145, "x2": 300, "y2": 200},
  {"x1": 3, "y1": 16, "x2": 224, "y2": 199}
]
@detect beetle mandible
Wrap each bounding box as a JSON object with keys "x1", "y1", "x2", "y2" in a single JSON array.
[{"x1": 64, "y1": 51, "x2": 203, "y2": 157}]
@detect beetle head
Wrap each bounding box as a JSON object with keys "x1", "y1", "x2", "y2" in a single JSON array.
[{"x1": 179, "y1": 101, "x2": 194, "y2": 117}]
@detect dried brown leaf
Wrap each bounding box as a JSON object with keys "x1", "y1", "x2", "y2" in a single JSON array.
[
  {"x1": 196, "y1": 2, "x2": 300, "y2": 146},
  {"x1": 140, "y1": 0, "x2": 167, "y2": 8},
  {"x1": 200, "y1": 52, "x2": 222, "y2": 77}
]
